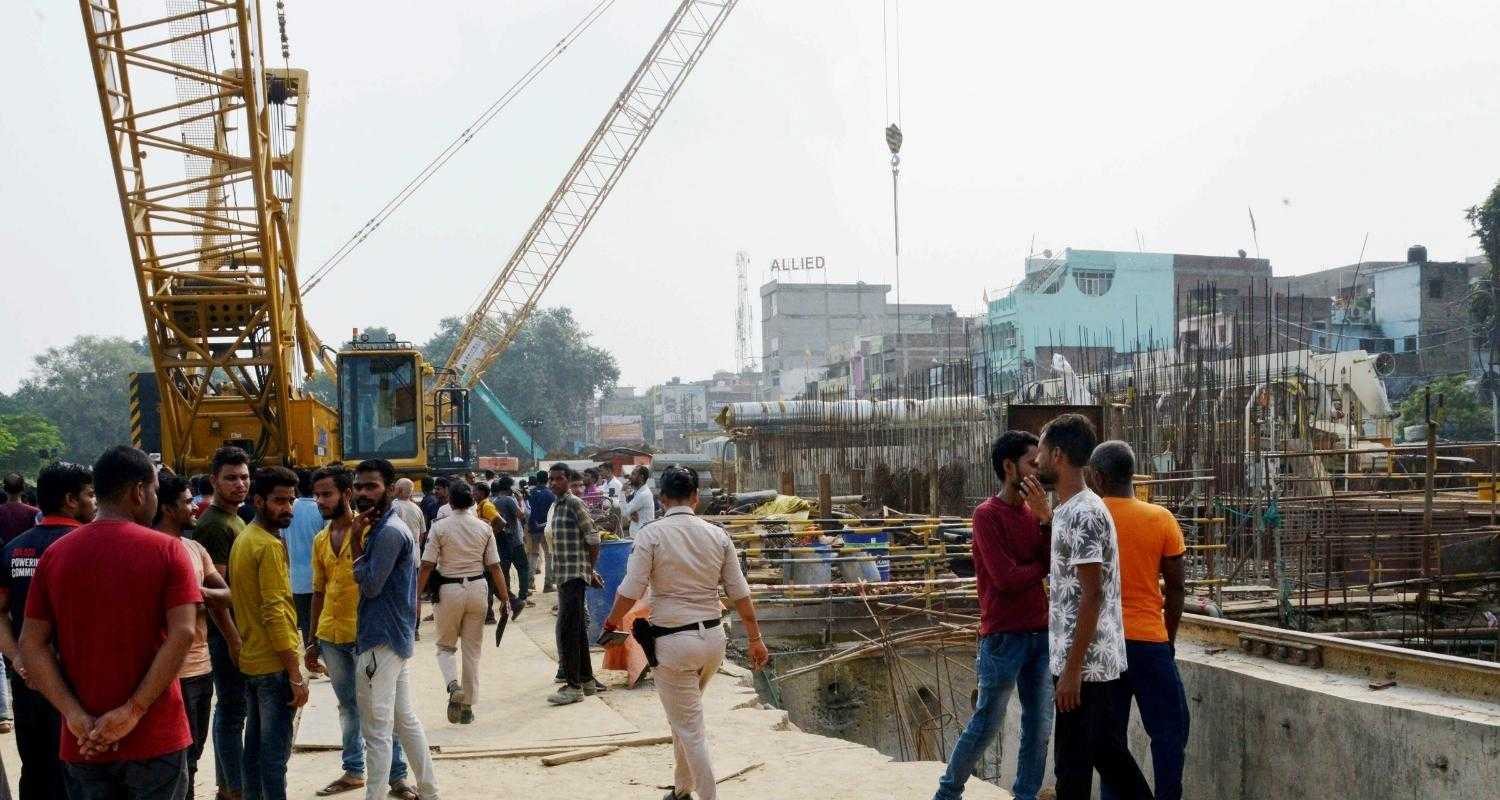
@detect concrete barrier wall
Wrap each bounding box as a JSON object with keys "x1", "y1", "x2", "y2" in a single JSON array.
[{"x1": 765, "y1": 617, "x2": 1500, "y2": 799}]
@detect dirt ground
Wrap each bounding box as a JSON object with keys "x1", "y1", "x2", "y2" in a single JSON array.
[{"x1": 1, "y1": 591, "x2": 1009, "y2": 799}]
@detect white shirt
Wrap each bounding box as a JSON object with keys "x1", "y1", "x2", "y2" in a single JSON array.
[
  {"x1": 1048, "y1": 488, "x2": 1128, "y2": 681},
  {"x1": 622, "y1": 483, "x2": 656, "y2": 536},
  {"x1": 604, "y1": 476, "x2": 625, "y2": 503},
  {"x1": 393, "y1": 498, "x2": 427, "y2": 538},
  {"x1": 422, "y1": 507, "x2": 500, "y2": 578},
  {"x1": 616, "y1": 507, "x2": 751, "y2": 628}
]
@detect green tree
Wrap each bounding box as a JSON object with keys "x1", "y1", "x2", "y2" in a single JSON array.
[
  {"x1": 11, "y1": 336, "x2": 152, "y2": 462},
  {"x1": 1398, "y1": 375, "x2": 1492, "y2": 441},
  {"x1": 0, "y1": 414, "x2": 65, "y2": 477},
  {"x1": 1468, "y1": 179, "x2": 1500, "y2": 273},
  {"x1": 423, "y1": 309, "x2": 619, "y2": 456}
]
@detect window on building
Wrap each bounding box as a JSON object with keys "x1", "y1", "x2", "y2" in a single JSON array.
[
  {"x1": 1428, "y1": 278, "x2": 1444, "y2": 299},
  {"x1": 1404, "y1": 335, "x2": 1418, "y2": 352},
  {"x1": 1073, "y1": 269, "x2": 1114, "y2": 297},
  {"x1": 769, "y1": 336, "x2": 780, "y2": 354}
]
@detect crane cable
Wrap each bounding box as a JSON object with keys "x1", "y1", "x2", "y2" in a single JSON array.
[{"x1": 302, "y1": 0, "x2": 619, "y2": 294}]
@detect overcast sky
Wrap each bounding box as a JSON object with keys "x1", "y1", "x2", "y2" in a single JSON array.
[{"x1": 3, "y1": 1, "x2": 1498, "y2": 393}]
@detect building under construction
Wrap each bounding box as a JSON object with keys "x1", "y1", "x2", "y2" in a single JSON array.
[{"x1": 704, "y1": 299, "x2": 1500, "y2": 797}]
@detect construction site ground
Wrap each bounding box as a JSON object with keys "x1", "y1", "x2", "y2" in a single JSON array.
[{"x1": 1, "y1": 591, "x2": 1005, "y2": 800}]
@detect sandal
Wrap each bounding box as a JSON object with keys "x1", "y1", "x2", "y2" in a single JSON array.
[
  {"x1": 316, "y1": 776, "x2": 366, "y2": 796},
  {"x1": 388, "y1": 782, "x2": 420, "y2": 800}
]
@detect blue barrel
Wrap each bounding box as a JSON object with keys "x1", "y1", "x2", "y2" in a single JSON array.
[
  {"x1": 843, "y1": 530, "x2": 892, "y2": 581},
  {"x1": 586, "y1": 540, "x2": 634, "y2": 643}
]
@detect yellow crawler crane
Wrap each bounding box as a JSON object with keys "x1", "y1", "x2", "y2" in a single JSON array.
[{"x1": 82, "y1": 0, "x2": 735, "y2": 474}]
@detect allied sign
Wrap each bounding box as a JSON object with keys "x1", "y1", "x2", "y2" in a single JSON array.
[{"x1": 770, "y1": 256, "x2": 825, "y2": 272}]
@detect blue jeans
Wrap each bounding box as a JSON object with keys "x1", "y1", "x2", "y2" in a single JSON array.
[
  {"x1": 0, "y1": 656, "x2": 10, "y2": 719},
  {"x1": 242, "y1": 672, "x2": 296, "y2": 800},
  {"x1": 935, "y1": 631, "x2": 1053, "y2": 800},
  {"x1": 64, "y1": 749, "x2": 188, "y2": 800},
  {"x1": 322, "y1": 640, "x2": 408, "y2": 782},
  {"x1": 207, "y1": 626, "x2": 246, "y2": 795},
  {"x1": 1102, "y1": 641, "x2": 1189, "y2": 800}
]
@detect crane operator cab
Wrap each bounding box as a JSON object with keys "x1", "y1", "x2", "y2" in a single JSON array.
[{"x1": 336, "y1": 332, "x2": 473, "y2": 476}]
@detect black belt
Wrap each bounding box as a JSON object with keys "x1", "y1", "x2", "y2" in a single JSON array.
[
  {"x1": 650, "y1": 617, "x2": 722, "y2": 637},
  {"x1": 431, "y1": 572, "x2": 484, "y2": 589}
]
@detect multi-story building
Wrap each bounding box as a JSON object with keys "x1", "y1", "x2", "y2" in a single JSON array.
[
  {"x1": 760, "y1": 280, "x2": 957, "y2": 399},
  {"x1": 983, "y1": 249, "x2": 1181, "y2": 390}
]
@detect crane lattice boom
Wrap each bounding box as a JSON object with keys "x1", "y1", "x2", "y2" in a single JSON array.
[
  {"x1": 443, "y1": 0, "x2": 738, "y2": 389},
  {"x1": 79, "y1": 0, "x2": 324, "y2": 469}
]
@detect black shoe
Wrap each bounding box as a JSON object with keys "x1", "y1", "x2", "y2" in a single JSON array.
[
  {"x1": 484, "y1": 612, "x2": 497, "y2": 625},
  {"x1": 459, "y1": 706, "x2": 475, "y2": 725},
  {"x1": 510, "y1": 597, "x2": 525, "y2": 619},
  {"x1": 446, "y1": 680, "x2": 465, "y2": 724},
  {"x1": 662, "y1": 790, "x2": 691, "y2": 800},
  {"x1": 582, "y1": 679, "x2": 608, "y2": 696}
]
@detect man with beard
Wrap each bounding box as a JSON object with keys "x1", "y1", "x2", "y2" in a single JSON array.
[
  {"x1": 0, "y1": 461, "x2": 96, "y2": 800},
  {"x1": 20, "y1": 446, "x2": 199, "y2": 800},
  {"x1": 154, "y1": 473, "x2": 239, "y2": 800},
  {"x1": 1035, "y1": 414, "x2": 1151, "y2": 800},
  {"x1": 932, "y1": 431, "x2": 1054, "y2": 800},
  {"x1": 305, "y1": 465, "x2": 412, "y2": 799},
  {"x1": 350, "y1": 459, "x2": 437, "y2": 800},
  {"x1": 229, "y1": 466, "x2": 309, "y2": 800},
  {"x1": 195, "y1": 445, "x2": 252, "y2": 800}
]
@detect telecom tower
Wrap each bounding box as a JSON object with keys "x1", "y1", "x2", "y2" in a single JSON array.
[{"x1": 735, "y1": 250, "x2": 754, "y2": 372}]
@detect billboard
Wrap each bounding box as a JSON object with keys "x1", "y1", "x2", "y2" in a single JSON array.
[{"x1": 598, "y1": 414, "x2": 645, "y2": 444}]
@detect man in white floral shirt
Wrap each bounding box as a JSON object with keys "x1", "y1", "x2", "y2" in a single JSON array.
[{"x1": 1035, "y1": 413, "x2": 1152, "y2": 800}]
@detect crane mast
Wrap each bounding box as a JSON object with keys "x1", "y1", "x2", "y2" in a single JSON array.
[
  {"x1": 443, "y1": 0, "x2": 738, "y2": 390},
  {"x1": 78, "y1": 0, "x2": 329, "y2": 471}
]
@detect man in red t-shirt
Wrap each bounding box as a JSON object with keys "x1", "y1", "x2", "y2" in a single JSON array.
[
  {"x1": 20, "y1": 446, "x2": 200, "y2": 800},
  {"x1": 933, "y1": 430, "x2": 1055, "y2": 800}
]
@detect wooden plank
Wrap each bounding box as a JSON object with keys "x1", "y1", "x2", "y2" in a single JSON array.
[
  {"x1": 433, "y1": 733, "x2": 672, "y2": 760},
  {"x1": 542, "y1": 745, "x2": 619, "y2": 767}
]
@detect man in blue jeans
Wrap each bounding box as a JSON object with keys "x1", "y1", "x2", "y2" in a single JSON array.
[
  {"x1": 934, "y1": 431, "x2": 1054, "y2": 800},
  {"x1": 229, "y1": 467, "x2": 310, "y2": 800},
  {"x1": 305, "y1": 465, "x2": 412, "y2": 798},
  {"x1": 1093, "y1": 441, "x2": 1189, "y2": 800}
]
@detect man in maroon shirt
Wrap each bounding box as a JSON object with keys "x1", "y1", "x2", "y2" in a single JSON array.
[
  {"x1": 20, "y1": 446, "x2": 200, "y2": 800},
  {"x1": 0, "y1": 473, "x2": 41, "y2": 544},
  {"x1": 933, "y1": 430, "x2": 1055, "y2": 800}
]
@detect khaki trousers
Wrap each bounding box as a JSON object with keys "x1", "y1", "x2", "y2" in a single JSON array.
[
  {"x1": 654, "y1": 624, "x2": 727, "y2": 800},
  {"x1": 434, "y1": 579, "x2": 487, "y2": 704}
]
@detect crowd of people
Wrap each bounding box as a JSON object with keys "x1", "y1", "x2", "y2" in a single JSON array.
[
  {"x1": 0, "y1": 414, "x2": 1182, "y2": 800},
  {"x1": 0, "y1": 445, "x2": 748, "y2": 800},
  {"x1": 933, "y1": 413, "x2": 1189, "y2": 800}
]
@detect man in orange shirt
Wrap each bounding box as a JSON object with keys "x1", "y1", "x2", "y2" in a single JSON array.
[{"x1": 1090, "y1": 440, "x2": 1188, "y2": 800}]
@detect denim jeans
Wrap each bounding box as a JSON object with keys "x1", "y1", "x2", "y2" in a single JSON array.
[
  {"x1": 0, "y1": 655, "x2": 10, "y2": 719},
  {"x1": 322, "y1": 640, "x2": 408, "y2": 782},
  {"x1": 64, "y1": 748, "x2": 188, "y2": 800},
  {"x1": 180, "y1": 672, "x2": 215, "y2": 799},
  {"x1": 934, "y1": 631, "x2": 1053, "y2": 800},
  {"x1": 242, "y1": 672, "x2": 296, "y2": 800},
  {"x1": 207, "y1": 625, "x2": 247, "y2": 795},
  {"x1": 1101, "y1": 641, "x2": 1189, "y2": 800},
  {"x1": 499, "y1": 535, "x2": 530, "y2": 603}
]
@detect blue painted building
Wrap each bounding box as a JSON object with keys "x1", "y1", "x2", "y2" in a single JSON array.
[{"x1": 984, "y1": 249, "x2": 1177, "y2": 387}]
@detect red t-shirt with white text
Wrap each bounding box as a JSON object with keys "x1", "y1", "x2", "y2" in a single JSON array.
[{"x1": 25, "y1": 519, "x2": 201, "y2": 762}]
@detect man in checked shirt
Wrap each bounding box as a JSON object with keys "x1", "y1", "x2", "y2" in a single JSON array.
[{"x1": 544, "y1": 464, "x2": 604, "y2": 706}]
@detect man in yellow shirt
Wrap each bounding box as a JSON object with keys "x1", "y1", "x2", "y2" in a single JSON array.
[
  {"x1": 304, "y1": 466, "x2": 411, "y2": 799},
  {"x1": 228, "y1": 466, "x2": 308, "y2": 800},
  {"x1": 472, "y1": 482, "x2": 502, "y2": 624}
]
